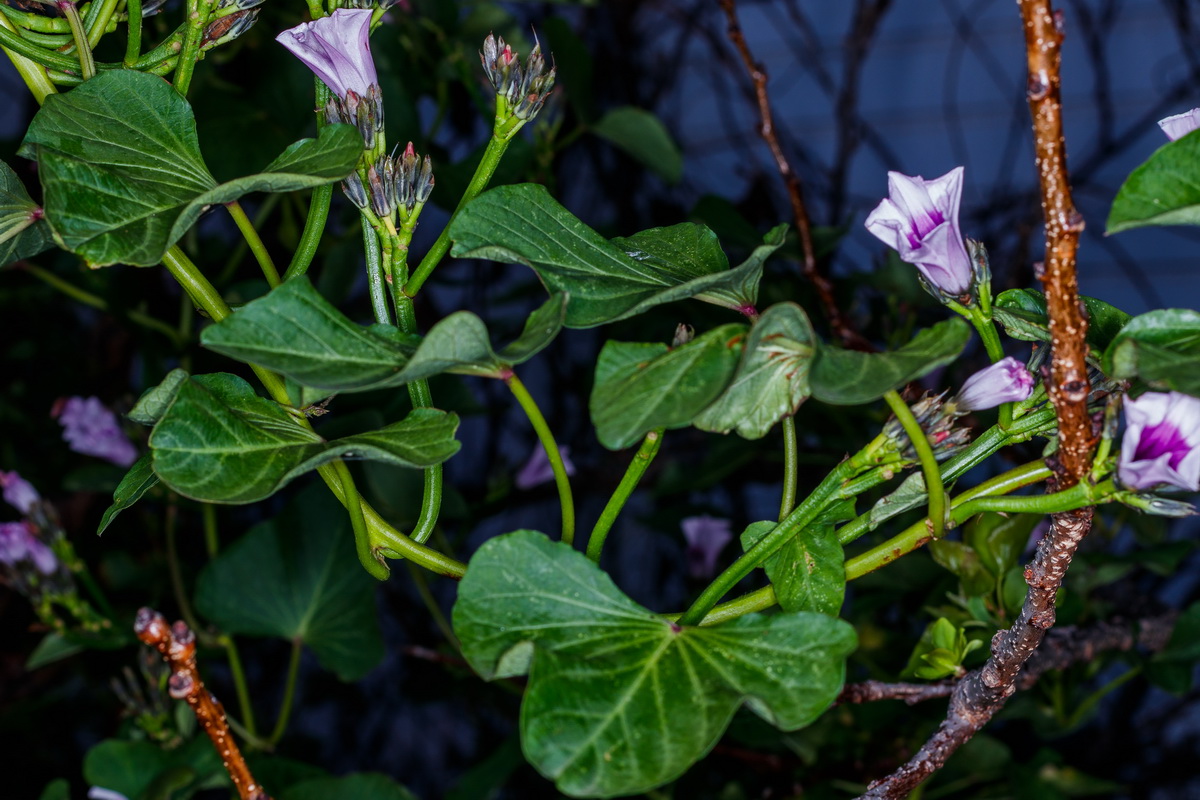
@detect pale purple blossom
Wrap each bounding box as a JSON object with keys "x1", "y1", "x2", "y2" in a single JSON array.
[
  {"x1": 88, "y1": 789, "x2": 131, "y2": 800},
  {"x1": 865, "y1": 167, "x2": 973, "y2": 296},
  {"x1": 953, "y1": 357, "x2": 1035, "y2": 412},
  {"x1": 1119, "y1": 391, "x2": 1200, "y2": 491},
  {"x1": 0, "y1": 521, "x2": 57, "y2": 575},
  {"x1": 0, "y1": 470, "x2": 39, "y2": 514},
  {"x1": 515, "y1": 444, "x2": 575, "y2": 490},
  {"x1": 276, "y1": 8, "x2": 377, "y2": 100},
  {"x1": 1158, "y1": 109, "x2": 1200, "y2": 141},
  {"x1": 681, "y1": 515, "x2": 732, "y2": 579},
  {"x1": 55, "y1": 396, "x2": 138, "y2": 468}
]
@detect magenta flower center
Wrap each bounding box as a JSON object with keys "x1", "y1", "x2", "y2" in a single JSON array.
[
  {"x1": 1133, "y1": 420, "x2": 1191, "y2": 469},
  {"x1": 906, "y1": 206, "x2": 945, "y2": 249}
]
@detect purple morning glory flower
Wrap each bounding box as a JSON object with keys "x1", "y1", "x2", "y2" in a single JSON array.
[
  {"x1": 953, "y1": 357, "x2": 1035, "y2": 413},
  {"x1": 515, "y1": 444, "x2": 576, "y2": 490},
  {"x1": 1119, "y1": 391, "x2": 1200, "y2": 491},
  {"x1": 0, "y1": 471, "x2": 39, "y2": 514},
  {"x1": 865, "y1": 167, "x2": 974, "y2": 296},
  {"x1": 0, "y1": 521, "x2": 57, "y2": 575},
  {"x1": 276, "y1": 8, "x2": 377, "y2": 100},
  {"x1": 1159, "y1": 109, "x2": 1200, "y2": 141},
  {"x1": 681, "y1": 515, "x2": 732, "y2": 579},
  {"x1": 55, "y1": 396, "x2": 138, "y2": 468}
]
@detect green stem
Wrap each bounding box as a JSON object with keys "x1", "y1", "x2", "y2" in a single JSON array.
[
  {"x1": 402, "y1": 133, "x2": 514, "y2": 298},
  {"x1": 202, "y1": 502, "x2": 218, "y2": 558},
  {"x1": 57, "y1": 1, "x2": 94, "y2": 80},
  {"x1": 883, "y1": 389, "x2": 946, "y2": 539},
  {"x1": 333, "y1": 460, "x2": 387, "y2": 580},
  {"x1": 406, "y1": 561, "x2": 460, "y2": 651},
  {"x1": 0, "y1": 18, "x2": 82, "y2": 75},
  {"x1": 218, "y1": 634, "x2": 257, "y2": 739},
  {"x1": 282, "y1": 185, "x2": 332, "y2": 282},
  {"x1": 22, "y1": 264, "x2": 183, "y2": 345},
  {"x1": 268, "y1": 638, "x2": 302, "y2": 745},
  {"x1": 970, "y1": 305, "x2": 1014, "y2": 430},
  {"x1": 586, "y1": 429, "x2": 663, "y2": 562},
  {"x1": 779, "y1": 415, "x2": 798, "y2": 522},
  {"x1": 83, "y1": 0, "x2": 119, "y2": 47},
  {"x1": 161, "y1": 245, "x2": 467, "y2": 578},
  {"x1": 0, "y1": 4, "x2": 73, "y2": 33},
  {"x1": 123, "y1": 0, "x2": 141, "y2": 66},
  {"x1": 506, "y1": 371, "x2": 575, "y2": 546},
  {"x1": 171, "y1": 0, "x2": 205, "y2": 96},
  {"x1": 362, "y1": 214, "x2": 392, "y2": 324},
  {"x1": 225, "y1": 201, "x2": 280, "y2": 288}
]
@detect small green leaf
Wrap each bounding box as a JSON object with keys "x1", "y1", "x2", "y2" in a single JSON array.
[
  {"x1": 282, "y1": 774, "x2": 418, "y2": 800},
  {"x1": 83, "y1": 737, "x2": 227, "y2": 800},
  {"x1": 694, "y1": 302, "x2": 816, "y2": 438},
  {"x1": 590, "y1": 324, "x2": 746, "y2": 449},
  {"x1": 1108, "y1": 131, "x2": 1200, "y2": 233},
  {"x1": 453, "y1": 530, "x2": 857, "y2": 798},
  {"x1": 0, "y1": 159, "x2": 53, "y2": 268},
  {"x1": 994, "y1": 288, "x2": 1130, "y2": 352},
  {"x1": 195, "y1": 493, "x2": 385, "y2": 681},
  {"x1": 26, "y1": 632, "x2": 84, "y2": 670},
  {"x1": 97, "y1": 453, "x2": 159, "y2": 535},
  {"x1": 963, "y1": 512, "x2": 1039, "y2": 579},
  {"x1": 130, "y1": 369, "x2": 190, "y2": 425},
  {"x1": 1102, "y1": 308, "x2": 1200, "y2": 395},
  {"x1": 143, "y1": 371, "x2": 460, "y2": 503},
  {"x1": 449, "y1": 184, "x2": 784, "y2": 327},
  {"x1": 740, "y1": 499, "x2": 852, "y2": 615},
  {"x1": 928, "y1": 539, "x2": 993, "y2": 597},
  {"x1": 810, "y1": 318, "x2": 971, "y2": 405},
  {"x1": 20, "y1": 71, "x2": 359, "y2": 267},
  {"x1": 592, "y1": 106, "x2": 682, "y2": 184}
]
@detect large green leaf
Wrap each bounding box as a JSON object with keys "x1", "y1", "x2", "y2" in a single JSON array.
[
  {"x1": 592, "y1": 106, "x2": 683, "y2": 184},
  {"x1": 84, "y1": 737, "x2": 228, "y2": 800},
  {"x1": 140, "y1": 370, "x2": 460, "y2": 503},
  {"x1": 453, "y1": 530, "x2": 857, "y2": 798},
  {"x1": 195, "y1": 493, "x2": 385, "y2": 681},
  {"x1": 809, "y1": 318, "x2": 971, "y2": 404},
  {"x1": 993, "y1": 288, "x2": 1130, "y2": 352},
  {"x1": 282, "y1": 774, "x2": 418, "y2": 800},
  {"x1": 590, "y1": 324, "x2": 746, "y2": 449},
  {"x1": 1107, "y1": 131, "x2": 1200, "y2": 233},
  {"x1": 0, "y1": 159, "x2": 53, "y2": 267},
  {"x1": 1102, "y1": 308, "x2": 1200, "y2": 395},
  {"x1": 201, "y1": 277, "x2": 566, "y2": 391},
  {"x1": 740, "y1": 500, "x2": 854, "y2": 615},
  {"x1": 449, "y1": 184, "x2": 784, "y2": 327},
  {"x1": 97, "y1": 452, "x2": 159, "y2": 535},
  {"x1": 694, "y1": 302, "x2": 816, "y2": 438},
  {"x1": 19, "y1": 70, "x2": 360, "y2": 267}
]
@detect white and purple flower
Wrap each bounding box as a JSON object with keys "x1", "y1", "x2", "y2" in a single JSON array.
[
  {"x1": 0, "y1": 521, "x2": 57, "y2": 575},
  {"x1": 682, "y1": 515, "x2": 732, "y2": 579},
  {"x1": 1158, "y1": 109, "x2": 1200, "y2": 142},
  {"x1": 55, "y1": 396, "x2": 138, "y2": 468},
  {"x1": 865, "y1": 167, "x2": 974, "y2": 296},
  {"x1": 1119, "y1": 391, "x2": 1200, "y2": 492},
  {"x1": 0, "y1": 470, "x2": 39, "y2": 514},
  {"x1": 276, "y1": 8, "x2": 377, "y2": 100},
  {"x1": 953, "y1": 357, "x2": 1035, "y2": 413}
]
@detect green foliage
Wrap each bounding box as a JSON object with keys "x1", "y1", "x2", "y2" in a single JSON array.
[
  {"x1": 281, "y1": 773, "x2": 418, "y2": 800},
  {"x1": 740, "y1": 499, "x2": 854, "y2": 615},
  {"x1": 0, "y1": 159, "x2": 53, "y2": 268},
  {"x1": 592, "y1": 106, "x2": 683, "y2": 184},
  {"x1": 1102, "y1": 308, "x2": 1200, "y2": 396},
  {"x1": 453, "y1": 530, "x2": 857, "y2": 797},
  {"x1": 19, "y1": 71, "x2": 359, "y2": 267},
  {"x1": 83, "y1": 736, "x2": 229, "y2": 800},
  {"x1": 97, "y1": 453, "x2": 159, "y2": 535},
  {"x1": 589, "y1": 324, "x2": 746, "y2": 449},
  {"x1": 994, "y1": 288, "x2": 1131, "y2": 353},
  {"x1": 195, "y1": 493, "x2": 385, "y2": 681},
  {"x1": 202, "y1": 277, "x2": 566, "y2": 391},
  {"x1": 1108, "y1": 131, "x2": 1200, "y2": 233},
  {"x1": 903, "y1": 618, "x2": 982, "y2": 680},
  {"x1": 133, "y1": 369, "x2": 460, "y2": 503},
  {"x1": 449, "y1": 184, "x2": 785, "y2": 326}
]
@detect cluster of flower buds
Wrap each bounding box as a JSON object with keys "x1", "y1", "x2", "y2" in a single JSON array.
[
  {"x1": 325, "y1": 84, "x2": 384, "y2": 150},
  {"x1": 111, "y1": 649, "x2": 182, "y2": 748},
  {"x1": 346, "y1": 142, "x2": 434, "y2": 220},
  {"x1": 201, "y1": 8, "x2": 260, "y2": 51},
  {"x1": 480, "y1": 33, "x2": 557, "y2": 121},
  {"x1": 884, "y1": 392, "x2": 973, "y2": 462}
]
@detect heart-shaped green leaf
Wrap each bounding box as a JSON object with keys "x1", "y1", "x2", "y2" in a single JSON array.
[
  {"x1": 740, "y1": 499, "x2": 854, "y2": 614},
  {"x1": 1102, "y1": 308, "x2": 1200, "y2": 395},
  {"x1": 590, "y1": 324, "x2": 746, "y2": 449},
  {"x1": 141, "y1": 370, "x2": 460, "y2": 503},
  {"x1": 809, "y1": 318, "x2": 971, "y2": 405},
  {"x1": 0, "y1": 159, "x2": 53, "y2": 268},
  {"x1": 195, "y1": 492, "x2": 385, "y2": 681},
  {"x1": 201, "y1": 277, "x2": 566, "y2": 391},
  {"x1": 694, "y1": 302, "x2": 816, "y2": 438},
  {"x1": 449, "y1": 183, "x2": 784, "y2": 327},
  {"x1": 20, "y1": 70, "x2": 360, "y2": 267},
  {"x1": 1108, "y1": 131, "x2": 1200, "y2": 233},
  {"x1": 993, "y1": 288, "x2": 1130, "y2": 352},
  {"x1": 453, "y1": 530, "x2": 857, "y2": 798}
]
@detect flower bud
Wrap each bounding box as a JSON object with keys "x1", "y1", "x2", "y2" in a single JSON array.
[
  {"x1": 201, "y1": 8, "x2": 258, "y2": 49},
  {"x1": 341, "y1": 176, "x2": 368, "y2": 209},
  {"x1": 951, "y1": 357, "x2": 1034, "y2": 413},
  {"x1": 367, "y1": 162, "x2": 393, "y2": 218},
  {"x1": 883, "y1": 392, "x2": 972, "y2": 462}
]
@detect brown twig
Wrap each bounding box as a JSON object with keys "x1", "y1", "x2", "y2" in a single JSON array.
[
  {"x1": 135, "y1": 608, "x2": 270, "y2": 800},
  {"x1": 716, "y1": 0, "x2": 866, "y2": 348},
  {"x1": 837, "y1": 679, "x2": 956, "y2": 706},
  {"x1": 856, "y1": 4, "x2": 1097, "y2": 796}
]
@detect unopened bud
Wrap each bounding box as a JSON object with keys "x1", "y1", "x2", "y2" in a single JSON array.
[
  {"x1": 672, "y1": 324, "x2": 694, "y2": 347},
  {"x1": 414, "y1": 155, "x2": 434, "y2": 207},
  {"x1": 341, "y1": 176, "x2": 368, "y2": 209},
  {"x1": 367, "y1": 163, "x2": 393, "y2": 218},
  {"x1": 481, "y1": 33, "x2": 520, "y2": 96},
  {"x1": 201, "y1": 8, "x2": 258, "y2": 49}
]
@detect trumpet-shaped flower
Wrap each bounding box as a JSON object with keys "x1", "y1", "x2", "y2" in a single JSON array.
[
  {"x1": 55, "y1": 396, "x2": 138, "y2": 468},
  {"x1": 1119, "y1": 391, "x2": 1200, "y2": 491},
  {"x1": 865, "y1": 167, "x2": 973, "y2": 296},
  {"x1": 276, "y1": 8, "x2": 377, "y2": 100},
  {"x1": 1158, "y1": 109, "x2": 1200, "y2": 141},
  {"x1": 681, "y1": 516, "x2": 732, "y2": 579},
  {"x1": 953, "y1": 357, "x2": 1035, "y2": 412}
]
